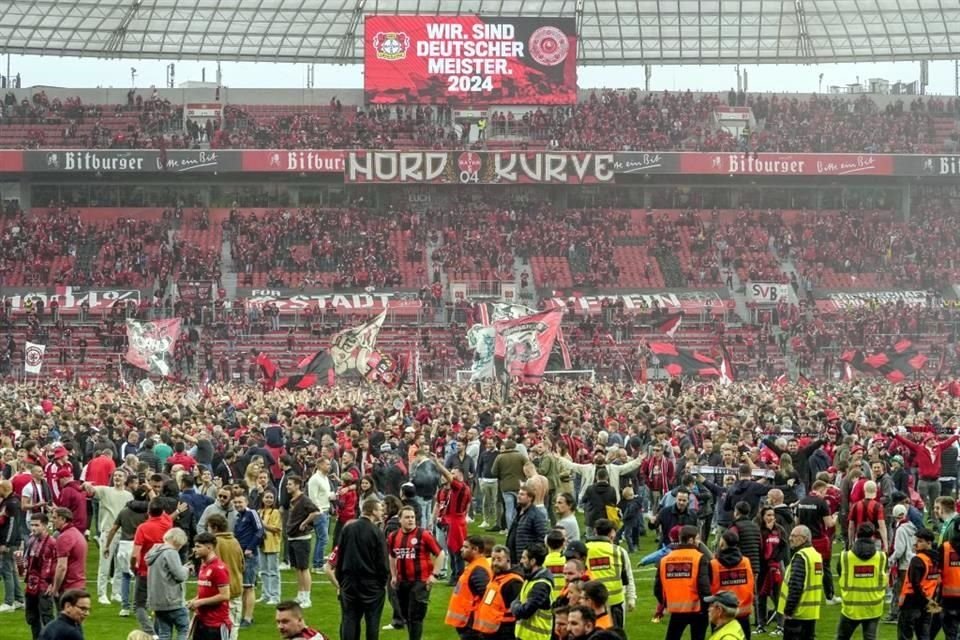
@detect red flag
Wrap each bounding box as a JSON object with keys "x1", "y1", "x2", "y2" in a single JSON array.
[{"x1": 493, "y1": 309, "x2": 563, "y2": 383}]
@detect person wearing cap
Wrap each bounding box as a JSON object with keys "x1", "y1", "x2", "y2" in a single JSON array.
[
  {"x1": 777, "y1": 525, "x2": 823, "y2": 640},
  {"x1": 889, "y1": 456, "x2": 909, "y2": 495},
  {"x1": 655, "y1": 524, "x2": 711, "y2": 640},
  {"x1": 893, "y1": 430, "x2": 960, "y2": 523},
  {"x1": 710, "y1": 530, "x2": 754, "y2": 638},
  {"x1": 887, "y1": 503, "x2": 918, "y2": 623},
  {"x1": 706, "y1": 591, "x2": 746, "y2": 640},
  {"x1": 836, "y1": 523, "x2": 887, "y2": 640},
  {"x1": 897, "y1": 528, "x2": 939, "y2": 639},
  {"x1": 43, "y1": 447, "x2": 70, "y2": 506}
]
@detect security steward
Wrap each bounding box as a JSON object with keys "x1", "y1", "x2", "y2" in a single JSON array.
[
  {"x1": 836, "y1": 523, "x2": 887, "y2": 640},
  {"x1": 585, "y1": 518, "x2": 635, "y2": 627},
  {"x1": 543, "y1": 530, "x2": 567, "y2": 604},
  {"x1": 778, "y1": 525, "x2": 823, "y2": 640},
  {"x1": 655, "y1": 524, "x2": 712, "y2": 640},
  {"x1": 473, "y1": 544, "x2": 523, "y2": 640},
  {"x1": 581, "y1": 580, "x2": 613, "y2": 629},
  {"x1": 898, "y1": 528, "x2": 939, "y2": 640},
  {"x1": 706, "y1": 591, "x2": 747, "y2": 640},
  {"x1": 935, "y1": 520, "x2": 960, "y2": 640},
  {"x1": 710, "y1": 530, "x2": 755, "y2": 640},
  {"x1": 446, "y1": 535, "x2": 493, "y2": 638},
  {"x1": 510, "y1": 542, "x2": 554, "y2": 640}
]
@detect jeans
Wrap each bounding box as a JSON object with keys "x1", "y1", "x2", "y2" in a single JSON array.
[
  {"x1": 340, "y1": 589, "x2": 386, "y2": 640},
  {"x1": 616, "y1": 519, "x2": 643, "y2": 552},
  {"x1": 930, "y1": 605, "x2": 960, "y2": 640},
  {"x1": 502, "y1": 491, "x2": 518, "y2": 531},
  {"x1": 898, "y1": 607, "x2": 931, "y2": 640},
  {"x1": 135, "y1": 575, "x2": 151, "y2": 633},
  {"x1": 888, "y1": 570, "x2": 905, "y2": 618},
  {"x1": 918, "y1": 479, "x2": 941, "y2": 521},
  {"x1": 25, "y1": 593, "x2": 53, "y2": 640},
  {"x1": 260, "y1": 551, "x2": 279, "y2": 603},
  {"x1": 312, "y1": 512, "x2": 330, "y2": 569},
  {"x1": 479, "y1": 479, "x2": 499, "y2": 525},
  {"x1": 836, "y1": 615, "x2": 878, "y2": 640},
  {"x1": 414, "y1": 497, "x2": 434, "y2": 531},
  {"x1": 115, "y1": 540, "x2": 133, "y2": 609},
  {"x1": 0, "y1": 549, "x2": 22, "y2": 605},
  {"x1": 154, "y1": 607, "x2": 190, "y2": 640}
]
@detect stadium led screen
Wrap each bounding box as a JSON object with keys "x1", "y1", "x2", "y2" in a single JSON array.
[{"x1": 364, "y1": 16, "x2": 577, "y2": 105}]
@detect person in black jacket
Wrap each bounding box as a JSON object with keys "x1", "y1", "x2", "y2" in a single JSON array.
[
  {"x1": 0, "y1": 479, "x2": 22, "y2": 610},
  {"x1": 722, "y1": 465, "x2": 771, "y2": 517},
  {"x1": 37, "y1": 589, "x2": 89, "y2": 640},
  {"x1": 761, "y1": 437, "x2": 825, "y2": 490},
  {"x1": 506, "y1": 485, "x2": 548, "y2": 565},
  {"x1": 581, "y1": 468, "x2": 619, "y2": 532},
  {"x1": 336, "y1": 496, "x2": 390, "y2": 640},
  {"x1": 730, "y1": 501, "x2": 762, "y2": 582},
  {"x1": 898, "y1": 528, "x2": 937, "y2": 640},
  {"x1": 653, "y1": 488, "x2": 699, "y2": 545},
  {"x1": 509, "y1": 542, "x2": 553, "y2": 630}
]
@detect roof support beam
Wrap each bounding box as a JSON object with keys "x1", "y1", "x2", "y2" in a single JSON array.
[
  {"x1": 104, "y1": 0, "x2": 142, "y2": 53},
  {"x1": 335, "y1": 0, "x2": 367, "y2": 61}
]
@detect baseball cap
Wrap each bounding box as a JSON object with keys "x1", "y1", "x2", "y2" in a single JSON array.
[
  {"x1": 379, "y1": 442, "x2": 393, "y2": 453},
  {"x1": 563, "y1": 540, "x2": 588, "y2": 560},
  {"x1": 704, "y1": 591, "x2": 740, "y2": 608},
  {"x1": 404, "y1": 426, "x2": 416, "y2": 434},
  {"x1": 892, "y1": 504, "x2": 908, "y2": 519},
  {"x1": 53, "y1": 446, "x2": 68, "y2": 458}
]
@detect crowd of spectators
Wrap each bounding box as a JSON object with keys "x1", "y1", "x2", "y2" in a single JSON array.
[
  {"x1": 696, "y1": 94, "x2": 957, "y2": 154},
  {"x1": 2, "y1": 89, "x2": 186, "y2": 149},
  {"x1": 226, "y1": 206, "x2": 415, "y2": 289}
]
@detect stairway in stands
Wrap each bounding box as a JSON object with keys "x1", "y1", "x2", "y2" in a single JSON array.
[{"x1": 654, "y1": 249, "x2": 686, "y2": 288}]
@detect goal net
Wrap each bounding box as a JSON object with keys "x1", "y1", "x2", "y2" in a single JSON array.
[{"x1": 455, "y1": 370, "x2": 596, "y2": 384}]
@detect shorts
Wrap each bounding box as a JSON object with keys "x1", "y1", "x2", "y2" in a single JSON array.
[
  {"x1": 242, "y1": 552, "x2": 259, "y2": 587},
  {"x1": 288, "y1": 539, "x2": 311, "y2": 571}
]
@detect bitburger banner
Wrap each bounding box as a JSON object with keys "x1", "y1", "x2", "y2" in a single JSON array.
[{"x1": 24, "y1": 150, "x2": 241, "y2": 173}]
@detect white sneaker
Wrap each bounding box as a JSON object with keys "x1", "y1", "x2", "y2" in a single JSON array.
[
  {"x1": 112, "y1": 594, "x2": 123, "y2": 603},
  {"x1": 98, "y1": 595, "x2": 111, "y2": 605},
  {"x1": 826, "y1": 597, "x2": 842, "y2": 605},
  {"x1": 479, "y1": 521, "x2": 489, "y2": 529},
  {"x1": 299, "y1": 599, "x2": 312, "y2": 609},
  {"x1": 0, "y1": 604, "x2": 14, "y2": 613},
  {"x1": 119, "y1": 609, "x2": 131, "y2": 617},
  {"x1": 12, "y1": 602, "x2": 23, "y2": 611},
  {"x1": 278, "y1": 563, "x2": 291, "y2": 571}
]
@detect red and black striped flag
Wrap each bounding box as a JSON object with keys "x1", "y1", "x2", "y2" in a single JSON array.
[
  {"x1": 648, "y1": 342, "x2": 721, "y2": 378},
  {"x1": 656, "y1": 312, "x2": 684, "y2": 337},
  {"x1": 841, "y1": 339, "x2": 928, "y2": 383}
]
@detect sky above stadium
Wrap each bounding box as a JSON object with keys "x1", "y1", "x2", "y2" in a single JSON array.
[{"x1": 5, "y1": 54, "x2": 958, "y2": 96}]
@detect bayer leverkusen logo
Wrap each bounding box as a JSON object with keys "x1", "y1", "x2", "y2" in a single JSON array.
[
  {"x1": 25, "y1": 345, "x2": 43, "y2": 368},
  {"x1": 458, "y1": 152, "x2": 482, "y2": 174},
  {"x1": 372, "y1": 32, "x2": 410, "y2": 61}
]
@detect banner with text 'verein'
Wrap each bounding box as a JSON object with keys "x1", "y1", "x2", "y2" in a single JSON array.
[{"x1": 364, "y1": 15, "x2": 577, "y2": 105}]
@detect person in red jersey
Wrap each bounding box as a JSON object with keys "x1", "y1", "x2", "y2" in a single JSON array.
[
  {"x1": 387, "y1": 505, "x2": 445, "y2": 640},
  {"x1": 189, "y1": 532, "x2": 231, "y2": 640}
]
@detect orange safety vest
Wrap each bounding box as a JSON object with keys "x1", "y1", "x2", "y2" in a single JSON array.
[
  {"x1": 710, "y1": 556, "x2": 755, "y2": 618},
  {"x1": 446, "y1": 556, "x2": 493, "y2": 628},
  {"x1": 943, "y1": 542, "x2": 960, "y2": 599},
  {"x1": 899, "y1": 552, "x2": 940, "y2": 605},
  {"x1": 659, "y1": 546, "x2": 704, "y2": 614},
  {"x1": 595, "y1": 610, "x2": 613, "y2": 629},
  {"x1": 472, "y1": 572, "x2": 524, "y2": 635}
]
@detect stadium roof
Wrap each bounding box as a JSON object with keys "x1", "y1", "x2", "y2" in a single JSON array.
[{"x1": 0, "y1": 0, "x2": 958, "y2": 66}]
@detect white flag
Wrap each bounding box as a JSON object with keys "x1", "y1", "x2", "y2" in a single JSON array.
[{"x1": 24, "y1": 342, "x2": 45, "y2": 375}]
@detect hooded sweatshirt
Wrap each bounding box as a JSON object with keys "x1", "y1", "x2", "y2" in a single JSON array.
[
  {"x1": 890, "y1": 519, "x2": 917, "y2": 570},
  {"x1": 146, "y1": 543, "x2": 189, "y2": 611}
]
